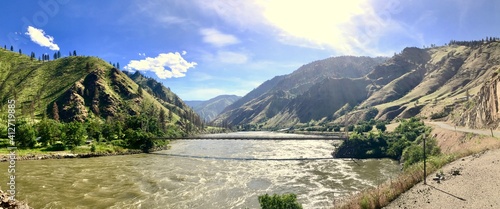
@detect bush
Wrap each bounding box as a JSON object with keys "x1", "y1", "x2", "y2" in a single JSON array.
[
  {"x1": 44, "y1": 142, "x2": 66, "y2": 151},
  {"x1": 258, "y1": 193, "x2": 302, "y2": 209},
  {"x1": 376, "y1": 122, "x2": 386, "y2": 132}
]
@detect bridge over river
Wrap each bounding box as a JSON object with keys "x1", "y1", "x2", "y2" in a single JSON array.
[{"x1": 154, "y1": 133, "x2": 348, "y2": 140}]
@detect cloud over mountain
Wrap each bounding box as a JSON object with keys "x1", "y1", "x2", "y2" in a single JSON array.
[
  {"x1": 25, "y1": 26, "x2": 60, "y2": 50},
  {"x1": 124, "y1": 52, "x2": 197, "y2": 79}
]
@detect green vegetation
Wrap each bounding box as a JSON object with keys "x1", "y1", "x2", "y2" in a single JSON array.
[
  {"x1": 0, "y1": 47, "x2": 207, "y2": 155},
  {"x1": 258, "y1": 193, "x2": 302, "y2": 209},
  {"x1": 335, "y1": 118, "x2": 440, "y2": 168},
  {"x1": 1, "y1": 115, "x2": 177, "y2": 153},
  {"x1": 1, "y1": 114, "x2": 178, "y2": 153}
]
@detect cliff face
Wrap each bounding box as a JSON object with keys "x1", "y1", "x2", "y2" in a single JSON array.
[{"x1": 454, "y1": 73, "x2": 500, "y2": 129}]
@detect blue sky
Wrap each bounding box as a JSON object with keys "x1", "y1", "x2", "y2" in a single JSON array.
[{"x1": 2, "y1": 0, "x2": 500, "y2": 100}]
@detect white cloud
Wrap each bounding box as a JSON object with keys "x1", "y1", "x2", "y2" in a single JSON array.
[
  {"x1": 182, "y1": 50, "x2": 187, "y2": 55},
  {"x1": 25, "y1": 26, "x2": 60, "y2": 51},
  {"x1": 124, "y1": 52, "x2": 197, "y2": 79},
  {"x1": 196, "y1": 0, "x2": 410, "y2": 56},
  {"x1": 217, "y1": 51, "x2": 249, "y2": 64},
  {"x1": 200, "y1": 28, "x2": 240, "y2": 47},
  {"x1": 138, "y1": 53, "x2": 146, "y2": 56}
]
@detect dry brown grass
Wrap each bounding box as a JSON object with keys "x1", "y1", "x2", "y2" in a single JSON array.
[{"x1": 336, "y1": 126, "x2": 500, "y2": 209}]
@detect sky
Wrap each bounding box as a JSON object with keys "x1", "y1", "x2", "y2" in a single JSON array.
[{"x1": 1, "y1": 0, "x2": 500, "y2": 100}]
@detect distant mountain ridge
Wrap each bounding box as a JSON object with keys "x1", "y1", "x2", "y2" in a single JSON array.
[
  {"x1": 186, "y1": 95, "x2": 241, "y2": 122},
  {"x1": 215, "y1": 41, "x2": 500, "y2": 130},
  {"x1": 214, "y1": 56, "x2": 387, "y2": 127}
]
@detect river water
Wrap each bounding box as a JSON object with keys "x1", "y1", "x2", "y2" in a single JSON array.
[{"x1": 1, "y1": 132, "x2": 400, "y2": 208}]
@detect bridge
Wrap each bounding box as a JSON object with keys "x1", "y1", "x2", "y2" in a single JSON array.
[{"x1": 154, "y1": 134, "x2": 347, "y2": 141}]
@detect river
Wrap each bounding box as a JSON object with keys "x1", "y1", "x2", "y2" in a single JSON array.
[{"x1": 1, "y1": 132, "x2": 401, "y2": 208}]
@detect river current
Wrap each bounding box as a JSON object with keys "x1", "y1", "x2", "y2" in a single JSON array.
[{"x1": 1, "y1": 132, "x2": 400, "y2": 208}]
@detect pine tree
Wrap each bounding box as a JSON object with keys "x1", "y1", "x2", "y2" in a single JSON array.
[
  {"x1": 137, "y1": 87, "x2": 143, "y2": 97},
  {"x1": 117, "y1": 62, "x2": 120, "y2": 69},
  {"x1": 18, "y1": 49, "x2": 22, "y2": 55},
  {"x1": 159, "y1": 108, "x2": 166, "y2": 132},
  {"x1": 52, "y1": 102, "x2": 60, "y2": 122},
  {"x1": 57, "y1": 51, "x2": 61, "y2": 59},
  {"x1": 73, "y1": 50, "x2": 77, "y2": 56},
  {"x1": 10, "y1": 46, "x2": 13, "y2": 51}
]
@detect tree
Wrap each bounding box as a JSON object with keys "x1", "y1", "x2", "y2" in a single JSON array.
[
  {"x1": 10, "y1": 45, "x2": 13, "y2": 51},
  {"x1": 18, "y1": 49, "x2": 22, "y2": 55},
  {"x1": 52, "y1": 102, "x2": 60, "y2": 121},
  {"x1": 53, "y1": 52, "x2": 57, "y2": 60},
  {"x1": 73, "y1": 50, "x2": 77, "y2": 56},
  {"x1": 159, "y1": 108, "x2": 166, "y2": 132},
  {"x1": 3, "y1": 45, "x2": 6, "y2": 49},
  {"x1": 37, "y1": 118, "x2": 61, "y2": 146},
  {"x1": 57, "y1": 51, "x2": 61, "y2": 59},
  {"x1": 116, "y1": 62, "x2": 120, "y2": 69},
  {"x1": 15, "y1": 121, "x2": 37, "y2": 148},
  {"x1": 62, "y1": 122, "x2": 86, "y2": 148},
  {"x1": 376, "y1": 122, "x2": 387, "y2": 132}
]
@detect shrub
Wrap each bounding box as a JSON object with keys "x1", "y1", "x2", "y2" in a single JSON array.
[
  {"x1": 258, "y1": 193, "x2": 302, "y2": 209},
  {"x1": 376, "y1": 122, "x2": 386, "y2": 132}
]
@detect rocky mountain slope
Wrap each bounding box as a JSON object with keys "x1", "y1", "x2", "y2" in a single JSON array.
[
  {"x1": 215, "y1": 41, "x2": 500, "y2": 130},
  {"x1": 214, "y1": 56, "x2": 386, "y2": 127},
  {"x1": 186, "y1": 95, "x2": 241, "y2": 122},
  {"x1": 0, "y1": 48, "x2": 202, "y2": 133}
]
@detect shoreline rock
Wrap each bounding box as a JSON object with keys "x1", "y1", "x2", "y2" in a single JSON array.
[{"x1": 0, "y1": 189, "x2": 32, "y2": 209}]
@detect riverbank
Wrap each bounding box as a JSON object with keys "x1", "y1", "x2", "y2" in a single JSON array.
[
  {"x1": 0, "y1": 146, "x2": 169, "y2": 162},
  {"x1": 0, "y1": 189, "x2": 32, "y2": 209},
  {"x1": 337, "y1": 124, "x2": 500, "y2": 209}
]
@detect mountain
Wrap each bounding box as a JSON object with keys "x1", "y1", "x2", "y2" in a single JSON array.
[
  {"x1": 0, "y1": 48, "x2": 202, "y2": 134},
  {"x1": 185, "y1": 95, "x2": 241, "y2": 122},
  {"x1": 214, "y1": 56, "x2": 387, "y2": 127},
  {"x1": 215, "y1": 41, "x2": 500, "y2": 130}
]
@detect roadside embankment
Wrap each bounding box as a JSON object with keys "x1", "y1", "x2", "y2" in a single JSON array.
[{"x1": 337, "y1": 124, "x2": 500, "y2": 209}]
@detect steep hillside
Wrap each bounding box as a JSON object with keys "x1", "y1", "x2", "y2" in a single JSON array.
[
  {"x1": 186, "y1": 95, "x2": 241, "y2": 122},
  {"x1": 0, "y1": 48, "x2": 202, "y2": 134},
  {"x1": 216, "y1": 41, "x2": 500, "y2": 130},
  {"x1": 214, "y1": 56, "x2": 387, "y2": 127}
]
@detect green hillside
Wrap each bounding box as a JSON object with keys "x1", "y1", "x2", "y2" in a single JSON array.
[{"x1": 0, "y1": 48, "x2": 202, "y2": 135}]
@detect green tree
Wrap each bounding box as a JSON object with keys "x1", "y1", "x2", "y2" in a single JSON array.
[
  {"x1": 37, "y1": 118, "x2": 61, "y2": 146},
  {"x1": 376, "y1": 122, "x2": 386, "y2": 132},
  {"x1": 62, "y1": 122, "x2": 86, "y2": 148},
  {"x1": 137, "y1": 86, "x2": 143, "y2": 97},
  {"x1": 15, "y1": 121, "x2": 37, "y2": 148},
  {"x1": 10, "y1": 45, "x2": 13, "y2": 51},
  {"x1": 258, "y1": 193, "x2": 302, "y2": 209},
  {"x1": 86, "y1": 120, "x2": 102, "y2": 142},
  {"x1": 73, "y1": 50, "x2": 77, "y2": 56}
]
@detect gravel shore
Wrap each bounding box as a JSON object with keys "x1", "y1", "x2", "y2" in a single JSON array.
[{"x1": 385, "y1": 148, "x2": 500, "y2": 209}]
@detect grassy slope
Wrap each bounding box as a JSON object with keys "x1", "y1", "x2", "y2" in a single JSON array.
[{"x1": 0, "y1": 48, "x2": 197, "y2": 132}]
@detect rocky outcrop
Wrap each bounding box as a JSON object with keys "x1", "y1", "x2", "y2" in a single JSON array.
[
  {"x1": 454, "y1": 73, "x2": 500, "y2": 129},
  {"x1": 0, "y1": 190, "x2": 32, "y2": 209}
]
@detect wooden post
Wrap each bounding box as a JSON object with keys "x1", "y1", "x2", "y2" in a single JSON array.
[{"x1": 423, "y1": 133, "x2": 427, "y2": 185}]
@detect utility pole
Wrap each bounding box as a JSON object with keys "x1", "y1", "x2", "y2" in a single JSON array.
[{"x1": 423, "y1": 133, "x2": 427, "y2": 185}]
